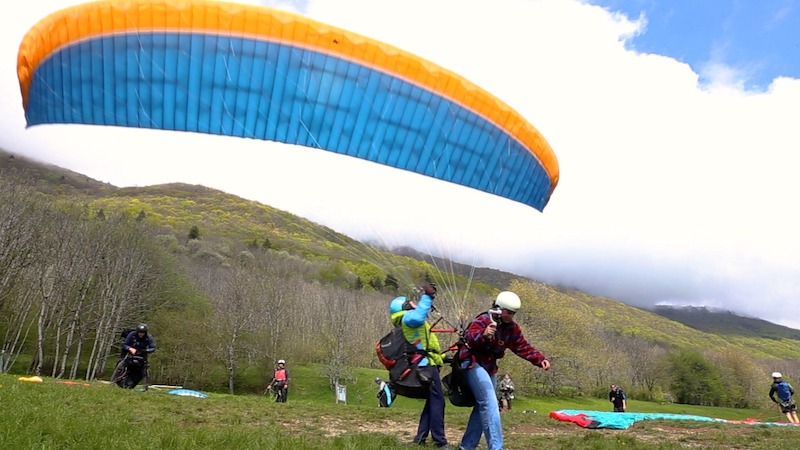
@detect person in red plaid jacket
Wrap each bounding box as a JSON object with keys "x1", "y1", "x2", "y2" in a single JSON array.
[{"x1": 457, "y1": 291, "x2": 550, "y2": 450}]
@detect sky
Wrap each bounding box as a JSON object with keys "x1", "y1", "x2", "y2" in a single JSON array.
[
  {"x1": 587, "y1": 0, "x2": 800, "y2": 90},
  {"x1": 1, "y1": 0, "x2": 799, "y2": 328}
]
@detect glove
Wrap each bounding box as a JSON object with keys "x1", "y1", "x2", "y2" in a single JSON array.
[{"x1": 423, "y1": 283, "x2": 437, "y2": 299}]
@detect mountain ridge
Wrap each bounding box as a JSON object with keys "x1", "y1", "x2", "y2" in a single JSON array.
[{"x1": 650, "y1": 305, "x2": 800, "y2": 340}]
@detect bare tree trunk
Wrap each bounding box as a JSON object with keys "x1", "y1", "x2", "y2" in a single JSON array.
[
  {"x1": 227, "y1": 330, "x2": 238, "y2": 395},
  {"x1": 70, "y1": 338, "x2": 84, "y2": 380},
  {"x1": 51, "y1": 311, "x2": 65, "y2": 378},
  {"x1": 34, "y1": 298, "x2": 48, "y2": 376},
  {"x1": 86, "y1": 283, "x2": 115, "y2": 380},
  {"x1": 58, "y1": 308, "x2": 81, "y2": 379}
]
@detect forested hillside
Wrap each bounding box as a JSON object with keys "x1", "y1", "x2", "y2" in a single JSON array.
[
  {"x1": 1, "y1": 148, "x2": 798, "y2": 411},
  {"x1": 651, "y1": 305, "x2": 800, "y2": 341}
]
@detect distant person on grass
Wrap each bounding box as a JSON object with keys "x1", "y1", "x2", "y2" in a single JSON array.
[
  {"x1": 270, "y1": 359, "x2": 290, "y2": 403},
  {"x1": 497, "y1": 373, "x2": 515, "y2": 412},
  {"x1": 456, "y1": 291, "x2": 550, "y2": 450},
  {"x1": 389, "y1": 283, "x2": 448, "y2": 448},
  {"x1": 609, "y1": 384, "x2": 627, "y2": 412},
  {"x1": 769, "y1": 372, "x2": 798, "y2": 424},
  {"x1": 113, "y1": 323, "x2": 155, "y2": 389}
]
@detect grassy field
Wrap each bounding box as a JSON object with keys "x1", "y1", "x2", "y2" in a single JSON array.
[{"x1": 1, "y1": 367, "x2": 798, "y2": 449}]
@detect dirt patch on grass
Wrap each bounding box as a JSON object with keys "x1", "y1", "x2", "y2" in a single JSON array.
[
  {"x1": 280, "y1": 414, "x2": 776, "y2": 448},
  {"x1": 625, "y1": 424, "x2": 758, "y2": 448},
  {"x1": 512, "y1": 422, "x2": 764, "y2": 448},
  {"x1": 281, "y1": 415, "x2": 463, "y2": 443},
  {"x1": 511, "y1": 422, "x2": 593, "y2": 438}
]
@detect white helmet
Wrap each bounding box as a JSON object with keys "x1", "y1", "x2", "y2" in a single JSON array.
[
  {"x1": 278, "y1": 359, "x2": 285, "y2": 364},
  {"x1": 772, "y1": 372, "x2": 782, "y2": 378},
  {"x1": 495, "y1": 291, "x2": 521, "y2": 312}
]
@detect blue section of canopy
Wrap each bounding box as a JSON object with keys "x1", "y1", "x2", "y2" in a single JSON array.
[
  {"x1": 25, "y1": 32, "x2": 552, "y2": 211},
  {"x1": 167, "y1": 389, "x2": 208, "y2": 398}
]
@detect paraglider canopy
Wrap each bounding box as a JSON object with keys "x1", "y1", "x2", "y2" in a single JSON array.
[
  {"x1": 17, "y1": 0, "x2": 559, "y2": 211},
  {"x1": 167, "y1": 389, "x2": 208, "y2": 398}
]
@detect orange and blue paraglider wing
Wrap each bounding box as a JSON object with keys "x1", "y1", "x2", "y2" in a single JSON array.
[{"x1": 17, "y1": 0, "x2": 559, "y2": 210}]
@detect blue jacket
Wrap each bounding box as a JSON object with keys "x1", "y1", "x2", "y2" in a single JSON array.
[
  {"x1": 389, "y1": 294, "x2": 443, "y2": 367},
  {"x1": 123, "y1": 331, "x2": 156, "y2": 356}
]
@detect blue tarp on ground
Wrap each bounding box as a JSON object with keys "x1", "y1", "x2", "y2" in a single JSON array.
[{"x1": 551, "y1": 410, "x2": 799, "y2": 429}]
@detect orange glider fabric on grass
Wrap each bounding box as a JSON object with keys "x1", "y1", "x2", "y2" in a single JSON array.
[{"x1": 18, "y1": 0, "x2": 559, "y2": 211}]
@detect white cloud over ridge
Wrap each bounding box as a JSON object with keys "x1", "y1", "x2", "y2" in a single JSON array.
[{"x1": 1, "y1": 0, "x2": 798, "y2": 328}]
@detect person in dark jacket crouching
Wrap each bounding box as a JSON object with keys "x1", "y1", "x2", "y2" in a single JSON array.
[{"x1": 112, "y1": 323, "x2": 155, "y2": 389}]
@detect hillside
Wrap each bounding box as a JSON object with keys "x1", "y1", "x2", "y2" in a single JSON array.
[
  {"x1": 549, "y1": 287, "x2": 800, "y2": 360},
  {"x1": 2, "y1": 150, "x2": 800, "y2": 362},
  {"x1": 0, "y1": 148, "x2": 115, "y2": 196},
  {"x1": 392, "y1": 245, "x2": 530, "y2": 290},
  {"x1": 651, "y1": 305, "x2": 800, "y2": 341}
]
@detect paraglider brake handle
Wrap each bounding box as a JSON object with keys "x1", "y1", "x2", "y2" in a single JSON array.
[{"x1": 487, "y1": 308, "x2": 502, "y2": 325}]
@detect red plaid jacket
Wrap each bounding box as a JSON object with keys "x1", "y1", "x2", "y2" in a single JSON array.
[{"x1": 458, "y1": 312, "x2": 546, "y2": 375}]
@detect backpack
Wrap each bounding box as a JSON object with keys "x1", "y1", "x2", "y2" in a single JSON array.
[
  {"x1": 775, "y1": 381, "x2": 793, "y2": 401},
  {"x1": 377, "y1": 384, "x2": 397, "y2": 407},
  {"x1": 120, "y1": 328, "x2": 135, "y2": 340},
  {"x1": 441, "y1": 341, "x2": 475, "y2": 407},
  {"x1": 118, "y1": 328, "x2": 136, "y2": 359},
  {"x1": 375, "y1": 325, "x2": 433, "y2": 399}
]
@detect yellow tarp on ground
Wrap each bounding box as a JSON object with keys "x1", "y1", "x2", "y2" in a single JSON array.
[{"x1": 18, "y1": 376, "x2": 43, "y2": 383}]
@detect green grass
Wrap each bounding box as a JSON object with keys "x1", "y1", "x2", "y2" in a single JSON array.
[{"x1": 1, "y1": 369, "x2": 798, "y2": 449}]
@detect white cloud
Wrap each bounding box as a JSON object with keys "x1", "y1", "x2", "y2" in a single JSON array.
[{"x1": 1, "y1": 0, "x2": 798, "y2": 327}]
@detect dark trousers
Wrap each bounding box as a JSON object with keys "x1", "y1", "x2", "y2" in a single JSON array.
[
  {"x1": 277, "y1": 385, "x2": 288, "y2": 402},
  {"x1": 415, "y1": 366, "x2": 447, "y2": 446}
]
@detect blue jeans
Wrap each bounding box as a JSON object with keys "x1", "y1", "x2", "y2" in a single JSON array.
[
  {"x1": 415, "y1": 366, "x2": 447, "y2": 446},
  {"x1": 459, "y1": 366, "x2": 501, "y2": 450}
]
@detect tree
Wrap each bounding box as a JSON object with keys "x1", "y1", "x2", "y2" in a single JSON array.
[
  {"x1": 0, "y1": 176, "x2": 40, "y2": 313},
  {"x1": 188, "y1": 225, "x2": 200, "y2": 240},
  {"x1": 195, "y1": 262, "x2": 263, "y2": 394},
  {"x1": 383, "y1": 273, "x2": 399, "y2": 291},
  {"x1": 667, "y1": 348, "x2": 724, "y2": 406},
  {"x1": 513, "y1": 280, "x2": 607, "y2": 397},
  {"x1": 609, "y1": 333, "x2": 667, "y2": 394},
  {"x1": 310, "y1": 285, "x2": 387, "y2": 389},
  {"x1": 710, "y1": 350, "x2": 769, "y2": 408}
]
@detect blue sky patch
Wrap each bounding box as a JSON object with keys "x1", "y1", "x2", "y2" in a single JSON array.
[{"x1": 587, "y1": 0, "x2": 800, "y2": 90}]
